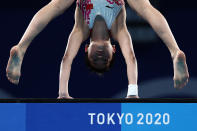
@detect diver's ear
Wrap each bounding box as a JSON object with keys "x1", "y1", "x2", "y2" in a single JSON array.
[
  {"x1": 85, "y1": 44, "x2": 89, "y2": 53},
  {"x1": 112, "y1": 45, "x2": 116, "y2": 53}
]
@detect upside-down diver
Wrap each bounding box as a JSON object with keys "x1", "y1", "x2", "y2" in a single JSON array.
[{"x1": 6, "y1": 0, "x2": 189, "y2": 98}]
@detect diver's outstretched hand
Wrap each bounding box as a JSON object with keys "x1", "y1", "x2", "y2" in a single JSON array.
[
  {"x1": 57, "y1": 95, "x2": 73, "y2": 99},
  {"x1": 126, "y1": 95, "x2": 139, "y2": 99}
]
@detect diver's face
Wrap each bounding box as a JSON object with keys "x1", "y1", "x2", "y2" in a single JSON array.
[{"x1": 85, "y1": 41, "x2": 115, "y2": 69}]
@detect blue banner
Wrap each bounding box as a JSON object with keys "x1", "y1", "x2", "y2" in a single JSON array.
[{"x1": 0, "y1": 103, "x2": 196, "y2": 131}]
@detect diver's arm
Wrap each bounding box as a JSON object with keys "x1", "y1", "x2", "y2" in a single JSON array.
[
  {"x1": 117, "y1": 27, "x2": 139, "y2": 98},
  {"x1": 111, "y1": 6, "x2": 138, "y2": 98},
  {"x1": 58, "y1": 28, "x2": 84, "y2": 99},
  {"x1": 117, "y1": 27, "x2": 138, "y2": 88}
]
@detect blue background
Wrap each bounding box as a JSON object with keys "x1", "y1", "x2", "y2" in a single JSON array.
[
  {"x1": 26, "y1": 103, "x2": 121, "y2": 131},
  {"x1": 0, "y1": 103, "x2": 197, "y2": 131},
  {"x1": 0, "y1": 104, "x2": 26, "y2": 131}
]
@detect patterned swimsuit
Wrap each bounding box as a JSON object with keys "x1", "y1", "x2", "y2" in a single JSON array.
[{"x1": 77, "y1": 0, "x2": 125, "y2": 29}]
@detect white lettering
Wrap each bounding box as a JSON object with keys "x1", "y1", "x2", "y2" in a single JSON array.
[
  {"x1": 97, "y1": 113, "x2": 105, "y2": 125},
  {"x1": 117, "y1": 113, "x2": 124, "y2": 124},
  {"x1": 88, "y1": 113, "x2": 96, "y2": 125},
  {"x1": 107, "y1": 113, "x2": 115, "y2": 125},
  {"x1": 125, "y1": 113, "x2": 133, "y2": 125}
]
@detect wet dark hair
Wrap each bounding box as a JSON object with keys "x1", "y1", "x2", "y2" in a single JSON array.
[{"x1": 85, "y1": 52, "x2": 115, "y2": 75}]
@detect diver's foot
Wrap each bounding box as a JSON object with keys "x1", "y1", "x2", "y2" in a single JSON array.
[
  {"x1": 6, "y1": 46, "x2": 24, "y2": 84},
  {"x1": 173, "y1": 51, "x2": 189, "y2": 89}
]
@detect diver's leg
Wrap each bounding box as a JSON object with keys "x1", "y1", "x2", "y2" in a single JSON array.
[
  {"x1": 6, "y1": 0, "x2": 74, "y2": 84},
  {"x1": 127, "y1": 0, "x2": 189, "y2": 89}
]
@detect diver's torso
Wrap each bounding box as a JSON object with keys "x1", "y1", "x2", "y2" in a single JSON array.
[{"x1": 77, "y1": 0, "x2": 125, "y2": 29}]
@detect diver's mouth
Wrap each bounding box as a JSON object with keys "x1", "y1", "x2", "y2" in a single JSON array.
[
  {"x1": 95, "y1": 52, "x2": 105, "y2": 59},
  {"x1": 96, "y1": 50, "x2": 104, "y2": 54}
]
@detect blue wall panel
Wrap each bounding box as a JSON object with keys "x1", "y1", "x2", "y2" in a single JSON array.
[
  {"x1": 122, "y1": 103, "x2": 197, "y2": 131},
  {"x1": 0, "y1": 103, "x2": 197, "y2": 131},
  {"x1": 0, "y1": 104, "x2": 26, "y2": 131},
  {"x1": 26, "y1": 103, "x2": 121, "y2": 131}
]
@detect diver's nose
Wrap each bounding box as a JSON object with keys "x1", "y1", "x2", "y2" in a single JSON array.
[{"x1": 97, "y1": 46, "x2": 104, "y2": 50}]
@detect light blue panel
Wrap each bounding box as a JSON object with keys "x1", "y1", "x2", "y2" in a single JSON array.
[
  {"x1": 121, "y1": 103, "x2": 197, "y2": 131},
  {"x1": 0, "y1": 103, "x2": 26, "y2": 131}
]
